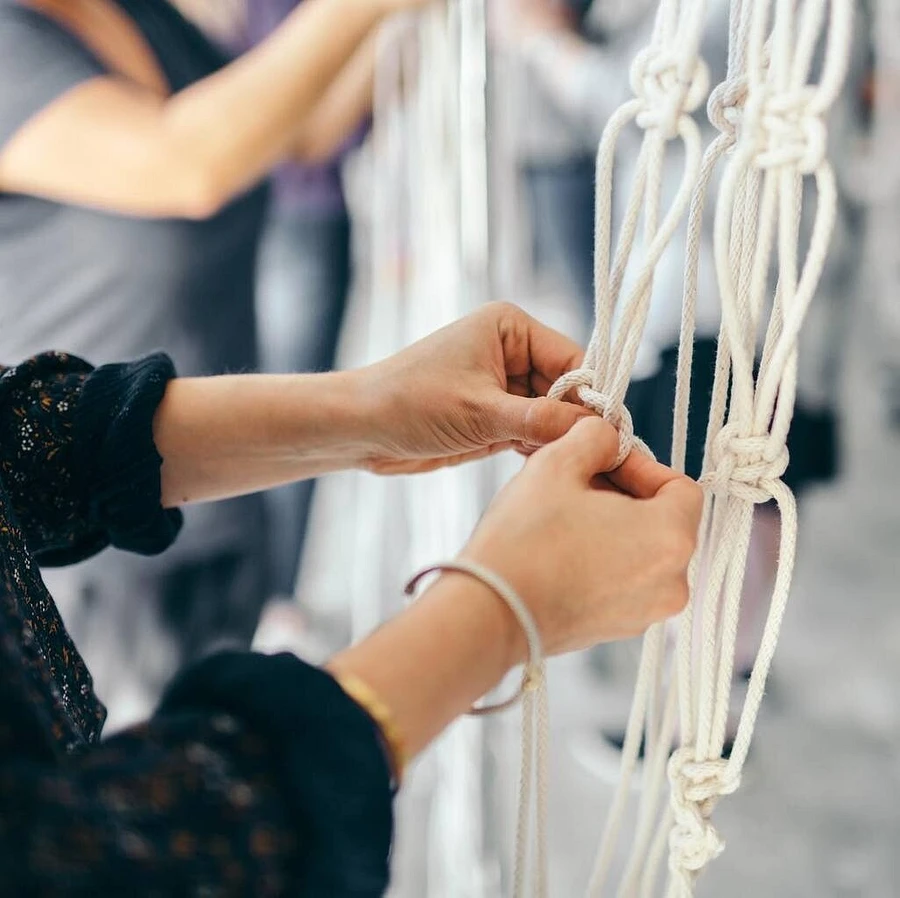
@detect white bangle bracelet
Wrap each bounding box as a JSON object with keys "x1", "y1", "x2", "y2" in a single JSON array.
[{"x1": 404, "y1": 560, "x2": 545, "y2": 716}]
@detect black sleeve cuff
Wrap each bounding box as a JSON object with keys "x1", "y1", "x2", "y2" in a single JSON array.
[
  {"x1": 73, "y1": 353, "x2": 183, "y2": 557},
  {"x1": 159, "y1": 651, "x2": 394, "y2": 898}
]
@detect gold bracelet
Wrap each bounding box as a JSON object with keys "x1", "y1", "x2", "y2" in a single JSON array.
[{"x1": 333, "y1": 671, "x2": 407, "y2": 786}]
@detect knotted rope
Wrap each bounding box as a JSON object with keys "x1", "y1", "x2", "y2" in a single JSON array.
[
  {"x1": 576, "y1": 1, "x2": 854, "y2": 896},
  {"x1": 666, "y1": 748, "x2": 739, "y2": 878}
]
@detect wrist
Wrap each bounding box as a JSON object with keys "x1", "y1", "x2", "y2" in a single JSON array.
[
  {"x1": 430, "y1": 569, "x2": 528, "y2": 674},
  {"x1": 302, "y1": 367, "x2": 384, "y2": 469}
]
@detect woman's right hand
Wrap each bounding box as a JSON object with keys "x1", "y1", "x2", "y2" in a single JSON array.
[{"x1": 461, "y1": 417, "x2": 703, "y2": 663}]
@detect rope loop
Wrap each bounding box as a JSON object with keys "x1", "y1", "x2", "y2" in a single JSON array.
[
  {"x1": 630, "y1": 47, "x2": 710, "y2": 139},
  {"x1": 707, "y1": 75, "x2": 748, "y2": 140},
  {"x1": 700, "y1": 423, "x2": 789, "y2": 503},
  {"x1": 743, "y1": 86, "x2": 828, "y2": 174},
  {"x1": 549, "y1": 369, "x2": 653, "y2": 466},
  {"x1": 667, "y1": 748, "x2": 740, "y2": 878}
]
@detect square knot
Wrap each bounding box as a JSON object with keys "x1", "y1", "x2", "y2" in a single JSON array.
[
  {"x1": 700, "y1": 425, "x2": 789, "y2": 503},
  {"x1": 667, "y1": 748, "x2": 740, "y2": 875},
  {"x1": 743, "y1": 86, "x2": 827, "y2": 174},
  {"x1": 629, "y1": 48, "x2": 710, "y2": 139},
  {"x1": 549, "y1": 369, "x2": 653, "y2": 467}
]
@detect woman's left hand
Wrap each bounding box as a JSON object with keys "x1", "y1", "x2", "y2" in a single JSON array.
[{"x1": 361, "y1": 302, "x2": 591, "y2": 474}]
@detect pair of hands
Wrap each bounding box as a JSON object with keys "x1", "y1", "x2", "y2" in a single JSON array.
[{"x1": 360, "y1": 303, "x2": 702, "y2": 661}]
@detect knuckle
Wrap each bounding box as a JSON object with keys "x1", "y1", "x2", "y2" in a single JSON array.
[
  {"x1": 523, "y1": 397, "x2": 554, "y2": 444},
  {"x1": 483, "y1": 299, "x2": 518, "y2": 321},
  {"x1": 684, "y1": 477, "x2": 704, "y2": 518}
]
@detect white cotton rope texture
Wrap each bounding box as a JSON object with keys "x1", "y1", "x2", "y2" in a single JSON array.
[
  {"x1": 541, "y1": 1, "x2": 853, "y2": 897},
  {"x1": 371, "y1": 3, "x2": 550, "y2": 895}
]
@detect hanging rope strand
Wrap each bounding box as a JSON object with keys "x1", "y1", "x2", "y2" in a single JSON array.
[
  {"x1": 541, "y1": 0, "x2": 855, "y2": 894},
  {"x1": 664, "y1": 1, "x2": 853, "y2": 894}
]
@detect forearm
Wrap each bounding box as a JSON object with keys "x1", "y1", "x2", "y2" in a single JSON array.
[
  {"x1": 290, "y1": 34, "x2": 377, "y2": 163},
  {"x1": 153, "y1": 369, "x2": 376, "y2": 507},
  {"x1": 162, "y1": 0, "x2": 386, "y2": 205},
  {"x1": 327, "y1": 573, "x2": 521, "y2": 759}
]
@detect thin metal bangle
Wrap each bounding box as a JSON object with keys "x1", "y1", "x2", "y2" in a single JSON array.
[{"x1": 404, "y1": 560, "x2": 545, "y2": 715}]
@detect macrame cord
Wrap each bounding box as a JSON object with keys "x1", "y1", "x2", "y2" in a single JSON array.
[
  {"x1": 543, "y1": 1, "x2": 853, "y2": 896},
  {"x1": 365, "y1": 4, "x2": 510, "y2": 895},
  {"x1": 366, "y1": 0, "x2": 852, "y2": 896}
]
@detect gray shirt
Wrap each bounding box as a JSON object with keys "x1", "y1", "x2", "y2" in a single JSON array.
[{"x1": 0, "y1": 0, "x2": 269, "y2": 377}]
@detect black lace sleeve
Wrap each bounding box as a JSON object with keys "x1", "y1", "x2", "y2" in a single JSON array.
[
  {"x1": 0, "y1": 652, "x2": 394, "y2": 898},
  {"x1": 0, "y1": 352, "x2": 183, "y2": 566}
]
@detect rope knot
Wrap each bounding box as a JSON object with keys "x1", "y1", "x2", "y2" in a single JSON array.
[
  {"x1": 548, "y1": 369, "x2": 652, "y2": 467},
  {"x1": 744, "y1": 86, "x2": 827, "y2": 174},
  {"x1": 700, "y1": 424, "x2": 788, "y2": 503},
  {"x1": 707, "y1": 76, "x2": 748, "y2": 140},
  {"x1": 630, "y1": 48, "x2": 710, "y2": 139},
  {"x1": 667, "y1": 748, "x2": 739, "y2": 878}
]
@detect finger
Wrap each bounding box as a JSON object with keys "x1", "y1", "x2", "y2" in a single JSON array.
[
  {"x1": 537, "y1": 416, "x2": 621, "y2": 481},
  {"x1": 590, "y1": 473, "x2": 625, "y2": 493},
  {"x1": 495, "y1": 304, "x2": 584, "y2": 386},
  {"x1": 654, "y1": 475, "x2": 704, "y2": 530},
  {"x1": 369, "y1": 442, "x2": 519, "y2": 475},
  {"x1": 607, "y1": 450, "x2": 686, "y2": 499},
  {"x1": 495, "y1": 395, "x2": 593, "y2": 446}
]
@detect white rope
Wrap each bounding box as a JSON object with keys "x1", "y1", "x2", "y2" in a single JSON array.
[
  {"x1": 368, "y1": 4, "x2": 508, "y2": 896},
  {"x1": 547, "y1": 0, "x2": 710, "y2": 467},
  {"x1": 560, "y1": 1, "x2": 855, "y2": 895},
  {"x1": 533, "y1": 0, "x2": 710, "y2": 885}
]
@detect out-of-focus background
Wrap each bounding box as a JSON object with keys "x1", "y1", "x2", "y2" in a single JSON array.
[{"x1": 1, "y1": 0, "x2": 898, "y2": 895}]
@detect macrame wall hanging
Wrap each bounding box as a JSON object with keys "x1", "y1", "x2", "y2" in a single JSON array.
[
  {"x1": 546, "y1": 0, "x2": 853, "y2": 894},
  {"x1": 365, "y1": 0, "x2": 854, "y2": 895}
]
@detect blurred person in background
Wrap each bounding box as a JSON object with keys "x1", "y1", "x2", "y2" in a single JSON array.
[
  {"x1": 0, "y1": 304, "x2": 702, "y2": 896},
  {"x1": 0, "y1": 0, "x2": 416, "y2": 730},
  {"x1": 501, "y1": 0, "x2": 653, "y2": 327},
  {"x1": 510, "y1": 0, "x2": 867, "y2": 767},
  {"x1": 245, "y1": 0, "x2": 371, "y2": 605}
]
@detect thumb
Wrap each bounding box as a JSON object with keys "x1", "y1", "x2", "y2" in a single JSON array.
[
  {"x1": 654, "y1": 475, "x2": 705, "y2": 531},
  {"x1": 538, "y1": 415, "x2": 621, "y2": 481},
  {"x1": 497, "y1": 395, "x2": 592, "y2": 447}
]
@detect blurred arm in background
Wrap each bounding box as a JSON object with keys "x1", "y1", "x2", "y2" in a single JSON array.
[{"x1": 0, "y1": 0, "x2": 409, "y2": 219}]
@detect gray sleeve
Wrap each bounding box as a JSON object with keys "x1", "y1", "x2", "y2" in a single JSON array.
[{"x1": 0, "y1": 6, "x2": 106, "y2": 150}]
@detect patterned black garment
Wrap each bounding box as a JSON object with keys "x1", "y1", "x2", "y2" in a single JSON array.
[{"x1": 0, "y1": 353, "x2": 393, "y2": 896}]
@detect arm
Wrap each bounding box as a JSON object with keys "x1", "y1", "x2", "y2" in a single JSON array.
[
  {"x1": 0, "y1": 305, "x2": 580, "y2": 561},
  {"x1": 152, "y1": 303, "x2": 591, "y2": 506},
  {"x1": 0, "y1": 0, "x2": 403, "y2": 218},
  {"x1": 0, "y1": 425, "x2": 699, "y2": 897},
  {"x1": 289, "y1": 34, "x2": 376, "y2": 164},
  {"x1": 328, "y1": 419, "x2": 701, "y2": 758}
]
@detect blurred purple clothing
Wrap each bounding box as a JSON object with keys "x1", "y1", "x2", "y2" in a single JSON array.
[{"x1": 245, "y1": 0, "x2": 365, "y2": 216}]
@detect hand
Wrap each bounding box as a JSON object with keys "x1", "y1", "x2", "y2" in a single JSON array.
[
  {"x1": 461, "y1": 417, "x2": 703, "y2": 664},
  {"x1": 361, "y1": 302, "x2": 591, "y2": 474}
]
